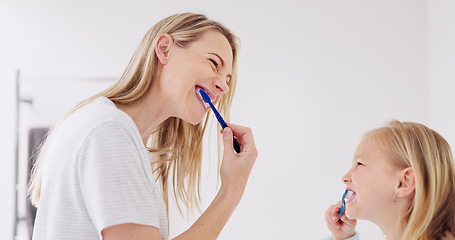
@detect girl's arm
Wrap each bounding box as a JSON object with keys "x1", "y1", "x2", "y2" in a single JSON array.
[{"x1": 325, "y1": 201, "x2": 357, "y2": 240}]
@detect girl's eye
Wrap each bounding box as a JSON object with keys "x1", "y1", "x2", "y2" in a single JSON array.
[
  {"x1": 209, "y1": 59, "x2": 219, "y2": 68},
  {"x1": 356, "y1": 162, "x2": 364, "y2": 167}
]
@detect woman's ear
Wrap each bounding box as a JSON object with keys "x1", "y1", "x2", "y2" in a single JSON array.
[
  {"x1": 155, "y1": 34, "x2": 173, "y2": 64},
  {"x1": 396, "y1": 167, "x2": 415, "y2": 198}
]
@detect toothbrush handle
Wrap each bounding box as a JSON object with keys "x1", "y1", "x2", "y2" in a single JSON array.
[
  {"x1": 338, "y1": 189, "x2": 348, "y2": 221},
  {"x1": 219, "y1": 114, "x2": 241, "y2": 153},
  {"x1": 209, "y1": 102, "x2": 241, "y2": 153},
  {"x1": 216, "y1": 112, "x2": 228, "y2": 128},
  {"x1": 337, "y1": 205, "x2": 345, "y2": 221},
  {"x1": 232, "y1": 137, "x2": 241, "y2": 153}
]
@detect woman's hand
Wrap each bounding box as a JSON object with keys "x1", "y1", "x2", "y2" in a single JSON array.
[
  {"x1": 325, "y1": 201, "x2": 357, "y2": 240},
  {"x1": 173, "y1": 124, "x2": 258, "y2": 240},
  {"x1": 219, "y1": 124, "x2": 258, "y2": 202}
]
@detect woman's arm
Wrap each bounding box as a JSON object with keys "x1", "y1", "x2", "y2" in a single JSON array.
[
  {"x1": 103, "y1": 224, "x2": 162, "y2": 240},
  {"x1": 104, "y1": 125, "x2": 258, "y2": 240},
  {"x1": 176, "y1": 125, "x2": 257, "y2": 239},
  {"x1": 174, "y1": 183, "x2": 242, "y2": 239},
  {"x1": 102, "y1": 189, "x2": 237, "y2": 240}
]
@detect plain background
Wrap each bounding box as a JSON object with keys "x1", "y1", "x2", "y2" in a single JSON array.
[{"x1": 1, "y1": 0, "x2": 454, "y2": 239}]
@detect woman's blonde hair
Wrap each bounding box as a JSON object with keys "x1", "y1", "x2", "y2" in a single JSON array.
[
  {"x1": 365, "y1": 120, "x2": 455, "y2": 240},
  {"x1": 28, "y1": 12, "x2": 239, "y2": 216}
]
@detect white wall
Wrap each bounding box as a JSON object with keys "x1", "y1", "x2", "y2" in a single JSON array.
[
  {"x1": 1, "y1": 0, "x2": 450, "y2": 239},
  {"x1": 0, "y1": 3, "x2": 17, "y2": 239},
  {"x1": 429, "y1": 0, "x2": 455, "y2": 148}
]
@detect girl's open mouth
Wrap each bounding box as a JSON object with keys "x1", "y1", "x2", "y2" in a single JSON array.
[{"x1": 345, "y1": 190, "x2": 357, "y2": 204}]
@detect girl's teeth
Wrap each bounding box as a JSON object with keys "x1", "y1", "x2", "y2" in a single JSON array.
[{"x1": 344, "y1": 190, "x2": 357, "y2": 203}]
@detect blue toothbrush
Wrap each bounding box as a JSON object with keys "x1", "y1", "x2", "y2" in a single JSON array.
[
  {"x1": 338, "y1": 189, "x2": 348, "y2": 221},
  {"x1": 198, "y1": 89, "x2": 241, "y2": 153}
]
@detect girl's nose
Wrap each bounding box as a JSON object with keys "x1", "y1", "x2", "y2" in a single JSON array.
[{"x1": 342, "y1": 171, "x2": 352, "y2": 183}]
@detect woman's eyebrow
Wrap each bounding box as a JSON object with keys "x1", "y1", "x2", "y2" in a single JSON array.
[
  {"x1": 209, "y1": 52, "x2": 225, "y2": 66},
  {"x1": 209, "y1": 52, "x2": 232, "y2": 80}
]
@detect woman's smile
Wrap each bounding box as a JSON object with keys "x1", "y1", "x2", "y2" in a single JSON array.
[{"x1": 195, "y1": 86, "x2": 209, "y2": 111}]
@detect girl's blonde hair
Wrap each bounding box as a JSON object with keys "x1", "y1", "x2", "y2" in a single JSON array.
[
  {"x1": 365, "y1": 120, "x2": 455, "y2": 240},
  {"x1": 28, "y1": 12, "x2": 239, "y2": 216}
]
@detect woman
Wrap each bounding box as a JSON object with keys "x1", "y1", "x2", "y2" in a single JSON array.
[
  {"x1": 28, "y1": 13, "x2": 258, "y2": 240},
  {"x1": 325, "y1": 120, "x2": 455, "y2": 240}
]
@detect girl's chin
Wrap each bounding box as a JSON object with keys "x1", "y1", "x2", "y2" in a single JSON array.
[
  {"x1": 345, "y1": 211, "x2": 355, "y2": 220},
  {"x1": 345, "y1": 206, "x2": 358, "y2": 220},
  {"x1": 346, "y1": 207, "x2": 365, "y2": 221}
]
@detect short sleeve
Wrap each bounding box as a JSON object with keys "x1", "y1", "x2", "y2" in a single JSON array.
[{"x1": 78, "y1": 121, "x2": 161, "y2": 236}]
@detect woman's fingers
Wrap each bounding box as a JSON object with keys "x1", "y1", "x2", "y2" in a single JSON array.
[
  {"x1": 221, "y1": 124, "x2": 258, "y2": 167},
  {"x1": 221, "y1": 127, "x2": 236, "y2": 157},
  {"x1": 225, "y1": 123, "x2": 256, "y2": 153},
  {"x1": 219, "y1": 124, "x2": 258, "y2": 200}
]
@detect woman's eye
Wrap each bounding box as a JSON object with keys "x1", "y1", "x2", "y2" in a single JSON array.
[
  {"x1": 209, "y1": 59, "x2": 218, "y2": 68},
  {"x1": 356, "y1": 162, "x2": 364, "y2": 166}
]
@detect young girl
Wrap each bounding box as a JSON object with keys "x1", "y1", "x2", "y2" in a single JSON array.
[
  {"x1": 325, "y1": 120, "x2": 455, "y2": 240},
  {"x1": 28, "y1": 13, "x2": 258, "y2": 240}
]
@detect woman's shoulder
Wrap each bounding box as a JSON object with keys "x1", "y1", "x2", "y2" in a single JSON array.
[
  {"x1": 55, "y1": 97, "x2": 140, "y2": 147},
  {"x1": 65, "y1": 97, "x2": 135, "y2": 132},
  {"x1": 74, "y1": 97, "x2": 126, "y2": 123}
]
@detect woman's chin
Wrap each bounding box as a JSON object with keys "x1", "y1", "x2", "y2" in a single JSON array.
[
  {"x1": 183, "y1": 115, "x2": 205, "y2": 125},
  {"x1": 179, "y1": 110, "x2": 206, "y2": 125},
  {"x1": 189, "y1": 119, "x2": 202, "y2": 125},
  {"x1": 183, "y1": 118, "x2": 200, "y2": 125}
]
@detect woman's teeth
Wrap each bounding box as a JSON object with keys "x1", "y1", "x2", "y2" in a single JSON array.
[{"x1": 195, "y1": 89, "x2": 210, "y2": 110}]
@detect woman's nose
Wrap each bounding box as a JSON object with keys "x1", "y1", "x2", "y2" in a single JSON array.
[{"x1": 213, "y1": 76, "x2": 230, "y2": 95}]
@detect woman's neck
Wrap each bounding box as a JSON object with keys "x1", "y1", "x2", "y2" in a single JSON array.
[{"x1": 114, "y1": 88, "x2": 171, "y2": 146}]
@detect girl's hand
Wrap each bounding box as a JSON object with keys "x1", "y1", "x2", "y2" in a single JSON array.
[
  {"x1": 324, "y1": 201, "x2": 357, "y2": 240},
  {"x1": 219, "y1": 124, "x2": 258, "y2": 202}
]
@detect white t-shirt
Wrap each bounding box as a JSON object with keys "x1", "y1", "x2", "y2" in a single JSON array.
[{"x1": 33, "y1": 97, "x2": 169, "y2": 240}]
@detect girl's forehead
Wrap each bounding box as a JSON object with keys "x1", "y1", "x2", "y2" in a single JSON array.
[
  {"x1": 355, "y1": 138, "x2": 377, "y2": 155},
  {"x1": 354, "y1": 137, "x2": 387, "y2": 161}
]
